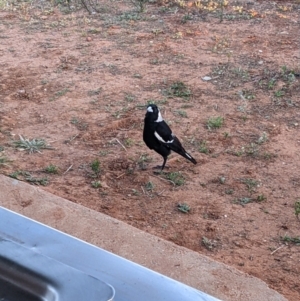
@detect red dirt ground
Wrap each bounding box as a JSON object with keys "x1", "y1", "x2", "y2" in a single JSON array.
[{"x1": 0, "y1": 1, "x2": 300, "y2": 300}]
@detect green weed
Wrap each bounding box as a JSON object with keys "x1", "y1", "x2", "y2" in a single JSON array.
[
  {"x1": 198, "y1": 140, "x2": 209, "y2": 154},
  {"x1": 202, "y1": 236, "x2": 217, "y2": 251},
  {"x1": 240, "y1": 89, "x2": 255, "y2": 100},
  {"x1": 274, "y1": 90, "x2": 285, "y2": 97},
  {"x1": 257, "y1": 194, "x2": 267, "y2": 202},
  {"x1": 9, "y1": 171, "x2": 48, "y2": 186},
  {"x1": 233, "y1": 197, "x2": 253, "y2": 206},
  {"x1": 175, "y1": 110, "x2": 188, "y2": 118},
  {"x1": 0, "y1": 155, "x2": 9, "y2": 167},
  {"x1": 207, "y1": 116, "x2": 224, "y2": 130},
  {"x1": 90, "y1": 159, "x2": 101, "y2": 177},
  {"x1": 55, "y1": 88, "x2": 69, "y2": 98},
  {"x1": 281, "y1": 235, "x2": 300, "y2": 245},
  {"x1": 167, "y1": 82, "x2": 191, "y2": 100},
  {"x1": 145, "y1": 181, "x2": 154, "y2": 191},
  {"x1": 13, "y1": 135, "x2": 53, "y2": 154},
  {"x1": 124, "y1": 138, "x2": 134, "y2": 147},
  {"x1": 124, "y1": 93, "x2": 135, "y2": 102},
  {"x1": 130, "y1": 0, "x2": 148, "y2": 12},
  {"x1": 44, "y1": 164, "x2": 59, "y2": 174},
  {"x1": 177, "y1": 203, "x2": 190, "y2": 213},
  {"x1": 241, "y1": 178, "x2": 258, "y2": 192},
  {"x1": 70, "y1": 117, "x2": 88, "y2": 130},
  {"x1": 91, "y1": 180, "x2": 101, "y2": 188},
  {"x1": 294, "y1": 200, "x2": 300, "y2": 219},
  {"x1": 257, "y1": 132, "x2": 268, "y2": 144},
  {"x1": 138, "y1": 153, "x2": 152, "y2": 169},
  {"x1": 165, "y1": 172, "x2": 185, "y2": 186}
]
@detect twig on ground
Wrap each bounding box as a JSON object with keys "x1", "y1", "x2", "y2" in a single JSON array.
[
  {"x1": 63, "y1": 164, "x2": 73, "y2": 174},
  {"x1": 270, "y1": 245, "x2": 285, "y2": 255},
  {"x1": 110, "y1": 138, "x2": 127, "y2": 152}
]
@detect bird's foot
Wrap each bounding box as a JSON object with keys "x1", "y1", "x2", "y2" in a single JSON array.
[
  {"x1": 153, "y1": 170, "x2": 164, "y2": 175},
  {"x1": 152, "y1": 165, "x2": 169, "y2": 170}
]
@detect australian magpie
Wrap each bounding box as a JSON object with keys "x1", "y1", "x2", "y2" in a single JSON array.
[{"x1": 143, "y1": 104, "x2": 197, "y2": 171}]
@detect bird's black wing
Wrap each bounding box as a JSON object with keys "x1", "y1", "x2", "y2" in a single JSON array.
[
  {"x1": 154, "y1": 121, "x2": 174, "y2": 144},
  {"x1": 155, "y1": 121, "x2": 197, "y2": 165}
]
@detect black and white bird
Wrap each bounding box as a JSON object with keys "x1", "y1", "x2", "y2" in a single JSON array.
[{"x1": 143, "y1": 104, "x2": 197, "y2": 171}]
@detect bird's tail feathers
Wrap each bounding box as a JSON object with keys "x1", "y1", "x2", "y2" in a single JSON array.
[{"x1": 170, "y1": 137, "x2": 197, "y2": 165}]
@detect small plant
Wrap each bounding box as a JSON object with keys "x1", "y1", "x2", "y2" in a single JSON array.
[
  {"x1": 24, "y1": 173, "x2": 48, "y2": 186},
  {"x1": 165, "y1": 172, "x2": 185, "y2": 186},
  {"x1": 181, "y1": 14, "x2": 193, "y2": 23},
  {"x1": 13, "y1": 135, "x2": 53, "y2": 154},
  {"x1": 145, "y1": 181, "x2": 154, "y2": 191},
  {"x1": 274, "y1": 90, "x2": 285, "y2": 97},
  {"x1": 70, "y1": 117, "x2": 88, "y2": 130},
  {"x1": 177, "y1": 203, "x2": 190, "y2": 213},
  {"x1": 225, "y1": 188, "x2": 234, "y2": 195},
  {"x1": 132, "y1": 189, "x2": 139, "y2": 196},
  {"x1": 233, "y1": 197, "x2": 253, "y2": 206},
  {"x1": 294, "y1": 200, "x2": 300, "y2": 219},
  {"x1": 90, "y1": 159, "x2": 101, "y2": 177},
  {"x1": 124, "y1": 138, "x2": 134, "y2": 147},
  {"x1": 167, "y1": 81, "x2": 191, "y2": 100},
  {"x1": 240, "y1": 89, "x2": 255, "y2": 100},
  {"x1": 99, "y1": 150, "x2": 109, "y2": 156},
  {"x1": 130, "y1": 0, "x2": 148, "y2": 12},
  {"x1": 138, "y1": 153, "x2": 152, "y2": 169},
  {"x1": 44, "y1": 164, "x2": 59, "y2": 174},
  {"x1": 207, "y1": 116, "x2": 224, "y2": 130},
  {"x1": 175, "y1": 110, "x2": 187, "y2": 118},
  {"x1": 198, "y1": 140, "x2": 209, "y2": 154},
  {"x1": 88, "y1": 87, "x2": 102, "y2": 96},
  {"x1": 55, "y1": 88, "x2": 69, "y2": 98},
  {"x1": 201, "y1": 236, "x2": 217, "y2": 251},
  {"x1": 0, "y1": 155, "x2": 9, "y2": 167},
  {"x1": 281, "y1": 66, "x2": 296, "y2": 83},
  {"x1": 146, "y1": 98, "x2": 168, "y2": 106},
  {"x1": 257, "y1": 132, "x2": 268, "y2": 144},
  {"x1": 223, "y1": 132, "x2": 230, "y2": 138},
  {"x1": 70, "y1": 117, "x2": 79, "y2": 124},
  {"x1": 9, "y1": 171, "x2": 48, "y2": 186},
  {"x1": 91, "y1": 180, "x2": 101, "y2": 188},
  {"x1": 268, "y1": 78, "x2": 276, "y2": 89},
  {"x1": 281, "y1": 235, "x2": 300, "y2": 245},
  {"x1": 257, "y1": 194, "x2": 267, "y2": 202},
  {"x1": 9, "y1": 171, "x2": 21, "y2": 179},
  {"x1": 241, "y1": 178, "x2": 258, "y2": 192},
  {"x1": 124, "y1": 93, "x2": 135, "y2": 102},
  {"x1": 245, "y1": 143, "x2": 259, "y2": 157},
  {"x1": 262, "y1": 152, "x2": 276, "y2": 160}
]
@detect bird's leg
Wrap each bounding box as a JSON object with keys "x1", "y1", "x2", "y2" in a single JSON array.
[
  {"x1": 153, "y1": 157, "x2": 169, "y2": 174},
  {"x1": 161, "y1": 157, "x2": 168, "y2": 171},
  {"x1": 152, "y1": 157, "x2": 169, "y2": 172}
]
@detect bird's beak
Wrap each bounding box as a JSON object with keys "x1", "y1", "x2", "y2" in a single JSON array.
[{"x1": 147, "y1": 106, "x2": 153, "y2": 113}]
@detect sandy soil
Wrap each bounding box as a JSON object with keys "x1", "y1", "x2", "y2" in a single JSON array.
[{"x1": 0, "y1": 1, "x2": 300, "y2": 300}]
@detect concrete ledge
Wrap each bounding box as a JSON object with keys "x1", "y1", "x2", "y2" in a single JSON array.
[{"x1": 0, "y1": 175, "x2": 287, "y2": 301}]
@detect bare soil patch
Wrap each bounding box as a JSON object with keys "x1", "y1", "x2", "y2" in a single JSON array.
[{"x1": 1, "y1": 1, "x2": 300, "y2": 300}]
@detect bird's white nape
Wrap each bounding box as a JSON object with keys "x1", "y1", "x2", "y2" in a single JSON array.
[
  {"x1": 147, "y1": 106, "x2": 153, "y2": 112},
  {"x1": 155, "y1": 111, "x2": 163, "y2": 122}
]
